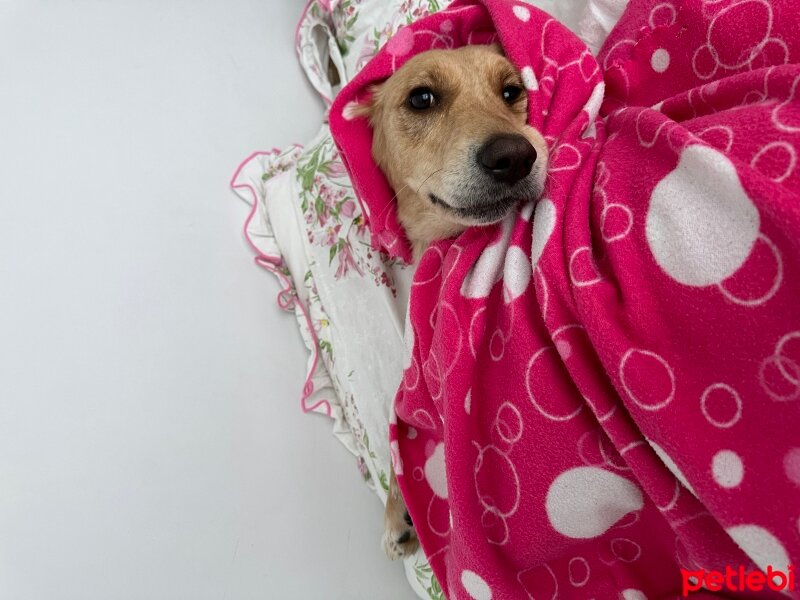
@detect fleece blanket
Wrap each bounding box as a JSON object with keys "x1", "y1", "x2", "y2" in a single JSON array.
[{"x1": 330, "y1": 0, "x2": 800, "y2": 597}]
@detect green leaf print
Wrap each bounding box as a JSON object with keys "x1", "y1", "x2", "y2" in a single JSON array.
[{"x1": 378, "y1": 470, "x2": 389, "y2": 492}]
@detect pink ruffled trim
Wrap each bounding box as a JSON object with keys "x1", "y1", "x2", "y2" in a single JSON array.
[
  {"x1": 294, "y1": 0, "x2": 335, "y2": 106},
  {"x1": 230, "y1": 149, "x2": 333, "y2": 419},
  {"x1": 294, "y1": 0, "x2": 318, "y2": 49}
]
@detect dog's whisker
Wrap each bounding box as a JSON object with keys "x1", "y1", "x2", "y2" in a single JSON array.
[
  {"x1": 415, "y1": 168, "x2": 444, "y2": 197},
  {"x1": 389, "y1": 183, "x2": 411, "y2": 206},
  {"x1": 368, "y1": 167, "x2": 444, "y2": 228},
  {"x1": 368, "y1": 182, "x2": 411, "y2": 226}
]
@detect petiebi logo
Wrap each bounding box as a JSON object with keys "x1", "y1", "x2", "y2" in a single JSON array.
[{"x1": 681, "y1": 566, "x2": 795, "y2": 596}]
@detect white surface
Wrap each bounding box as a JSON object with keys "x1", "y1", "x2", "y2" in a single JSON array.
[{"x1": 0, "y1": 1, "x2": 412, "y2": 598}]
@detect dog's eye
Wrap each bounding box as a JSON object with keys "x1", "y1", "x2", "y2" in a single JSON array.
[
  {"x1": 502, "y1": 85, "x2": 523, "y2": 103},
  {"x1": 408, "y1": 87, "x2": 436, "y2": 110}
]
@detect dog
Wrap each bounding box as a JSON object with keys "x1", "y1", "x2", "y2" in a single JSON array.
[{"x1": 354, "y1": 43, "x2": 549, "y2": 559}]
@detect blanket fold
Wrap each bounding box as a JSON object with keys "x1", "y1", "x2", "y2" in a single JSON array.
[{"x1": 331, "y1": 0, "x2": 800, "y2": 597}]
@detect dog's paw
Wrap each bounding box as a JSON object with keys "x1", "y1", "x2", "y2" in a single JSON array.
[{"x1": 382, "y1": 510, "x2": 419, "y2": 560}]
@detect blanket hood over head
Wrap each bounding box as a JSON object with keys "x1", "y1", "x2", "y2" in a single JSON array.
[
  {"x1": 330, "y1": 0, "x2": 603, "y2": 263},
  {"x1": 334, "y1": 1, "x2": 800, "y2": 599}
]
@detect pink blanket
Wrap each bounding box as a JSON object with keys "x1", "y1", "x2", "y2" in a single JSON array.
[{"x1": 330, "y1": 0, "x2": 800, "y2": 597}]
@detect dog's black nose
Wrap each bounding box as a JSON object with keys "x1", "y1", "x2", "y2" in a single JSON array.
[{"x1": 478, "y1": 134, "x2": 537, "y2": 185}]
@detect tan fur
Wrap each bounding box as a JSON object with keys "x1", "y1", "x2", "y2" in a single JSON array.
[
  {"x1": 358, "y1": 45, "x2": 550, "y2": 559},
  {"x1": 359, "y1": 44, "x2": 548, "y2": 259},
  {"x1": 382, "y1": 468, "x2": 419, "y2": 559}
]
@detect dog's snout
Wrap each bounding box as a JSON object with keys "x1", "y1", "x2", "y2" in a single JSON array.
[{"x1": 478, "y1": 134, "x2": 537, "y2": 185}]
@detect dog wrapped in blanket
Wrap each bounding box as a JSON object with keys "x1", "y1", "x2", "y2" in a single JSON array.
[{"x1": 331, "y1": 0, "x2": 800, "y2": 597}]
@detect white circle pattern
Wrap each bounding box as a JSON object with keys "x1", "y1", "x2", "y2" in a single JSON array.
[
  {"x1": 462, "y1": 570, "x2": 493, "y2": 600},
  {"x1": 712, "y1": 449, "x2": 744, "y2": 488},
  {"x1": 700, "y1": 383, "x2": 743, "y2": 428}
]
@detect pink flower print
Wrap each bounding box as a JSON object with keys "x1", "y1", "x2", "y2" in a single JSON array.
[
  {"x1": 340, "y1": 199, "x2": 356, "y2": 218},
  {"x1": 328, "y1": 224, "x2": 342, "y2": 245},
  {"x1": 357, "y1": 456, "x2": 370, "y2": 480},
  {"x1": 317, "y1": 206, "x2": 331, "y2": 227},
  {"x1": 310, "y1": 223, "x2": 341, "y2": 247},
  {"x1": 356, "y1": 33, "x2": 379, "y2": 70},
  {"x1": 325, "y1": 159, "x2": 349, "y2": 179},
  {"x1": 335, "y1": 244, "x2": 364, "y2": 278},
  {"x1": 321, "y1": 188, "x2": 346, "y2": 221},
  {"x1": 353, "y1": 216, "x2": 368, "y2": 237}
]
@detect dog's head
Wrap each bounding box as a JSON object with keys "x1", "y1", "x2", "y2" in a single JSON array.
[{"x1": 357, "y1": 44, "x2": 548, "y2": 257}]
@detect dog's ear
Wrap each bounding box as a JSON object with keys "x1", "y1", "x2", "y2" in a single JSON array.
[{"x1": 346, "y1": 84, "x2": 384, "y2": 120}]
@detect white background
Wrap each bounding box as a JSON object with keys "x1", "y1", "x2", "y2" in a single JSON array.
[{"x1": 0, "y1": 1, "x2": 412, "y2": 598}]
